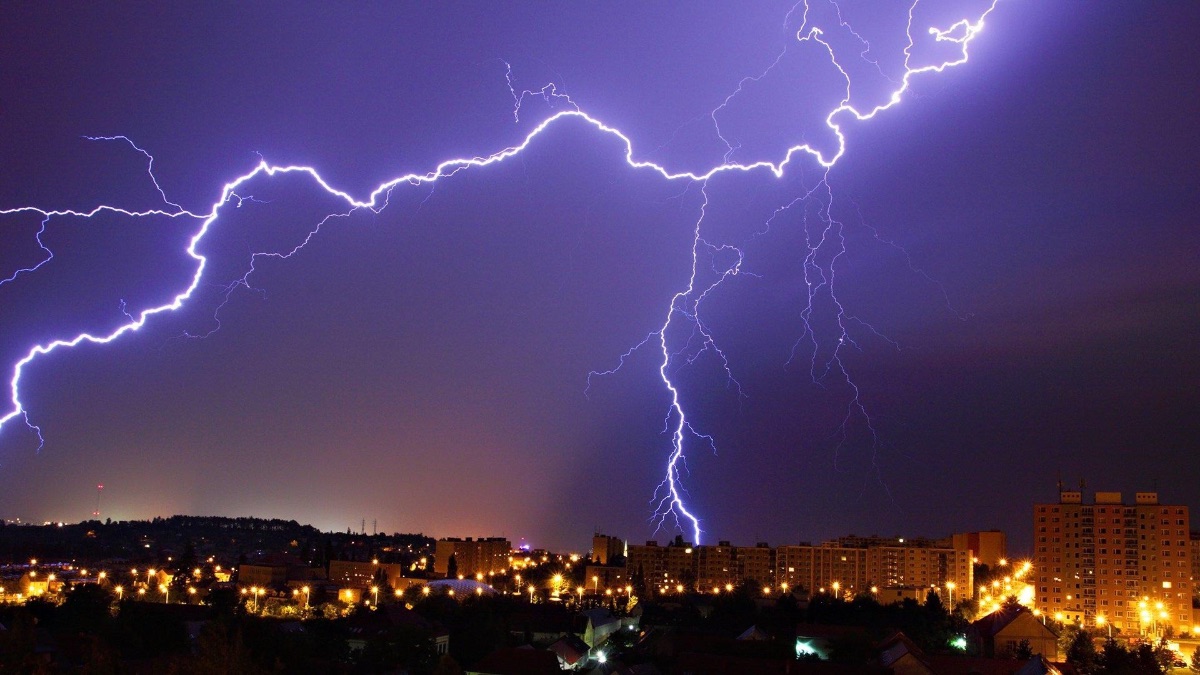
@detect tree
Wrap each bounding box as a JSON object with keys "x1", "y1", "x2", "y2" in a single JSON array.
[
  {"x1": 446, "y1": 553, "x2": 458, "y2": 579},
  {"x1": 59, "y1": 583, "x2": 115, "y2": 635},
  {"x1": 371, "y1": 566, "x2": 394, "y2": 597},
  {"x1": 1131, "y1": 642, "x2": 1166, "y2": 674},
  {"x1": 1189, "y1": 644, "x2": 1200, "y2": 673},
  {"x1": 1065, "y1": 629, "x2": 1099, "y2": 674},
  {"x1": 925, "y1": 590, "x2": 947, "y2": 618},
  {"x1": 1015, "y1": 639, "x2": 1034, "y2": 660}
]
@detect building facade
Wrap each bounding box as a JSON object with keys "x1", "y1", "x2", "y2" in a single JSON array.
[
  {"x1": 1033, "y1": 490, "x2": 1193, "y2": 634},
  {"x1": 622, "y1": 534, "x2": 972, "y2": 601},
  {"x1": 952, "y1": 531, "x2": 1008, "y2": 568},
  {"x1": 591, "y1": 533, "x2": 624, "y2": 565},
  {"x1": 328, "y1": 560, "x2": 405, "y2": 589},
  {"x1": 433, "y1": 537, "x2": 512, "y2": 577}
]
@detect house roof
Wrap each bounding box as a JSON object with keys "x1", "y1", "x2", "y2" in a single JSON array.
[
  {"x1": 472, "y1": 646, "x2": 562, "y2": 675},
  {"x1": 876, "y1": 630, "x2": 930, "y2": 670},
  {"x1": 549, "y1": 634, "x2": 590, "y2": 665},
  {"x1": 581, "y1": 607, "x2": 620, "y2": 627},
  {"x1": 971, "y1": 606, "x2": 1042, "y2": 638},
  {"x1": 736, "y1": 625, "x2": 772, "y2": 641}
]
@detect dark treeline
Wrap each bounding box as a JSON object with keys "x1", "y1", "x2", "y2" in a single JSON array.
[{"x1": 0, "y1": 517, "x2": 434, "y2": 568}]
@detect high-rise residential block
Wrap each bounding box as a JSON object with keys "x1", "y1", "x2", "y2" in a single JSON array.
[{"x1": 1033, "y1": 490, "x2": 1192, "y2": 634}]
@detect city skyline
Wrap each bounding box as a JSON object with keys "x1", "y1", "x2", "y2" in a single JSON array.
[{"x1": 1, "y1": 2, "x2": 1198, "y2": 552}]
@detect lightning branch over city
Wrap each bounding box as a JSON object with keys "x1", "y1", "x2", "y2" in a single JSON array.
[{"x1": 0, "y1": 0, "x2": 1000, "y2": 542}]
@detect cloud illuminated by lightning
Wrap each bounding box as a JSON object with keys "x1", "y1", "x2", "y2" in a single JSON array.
[{"x1": 0, "y1": 0, "x2": 999, "y2": 542}]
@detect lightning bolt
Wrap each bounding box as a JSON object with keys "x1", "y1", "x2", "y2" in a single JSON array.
[{"x1": 1, "y1": 0, "x2": 999, "y2": 540}]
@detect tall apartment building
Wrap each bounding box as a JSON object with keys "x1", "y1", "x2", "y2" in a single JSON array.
[
  {"x1": 591, "y1": 533, "x2": 625, "y2": 565},
  {"x1": 952, "y1": 531, "x2": 1007, "y2": 567},
  {"x1": 695, "y1": 541, "x2": 735, "y2": 590},
  {"x1": 626, "y1": 534, "x2": 971, "y2": 600},
  {"x1": 737, "y1": 543, "x2": 774, "y2": 587},
  {"x1": 1033, "y1": 490, "x2": 1192, "y2": 633},
  {"x1": 328, "y1": 560, "x2": 406, "y2": 589},
  {"x1": 867, "y1": 546, "x2": 972, "y2": 592},
  {"x1": 775, "y1": 542, "x2": 971, "y2": 599},
  {"x1": 1191, "y1": 532, "x2": 1200, "y2": 601},
  {"x1": 776, "y1": 545, "x2": 868, "y2": 594},
  {"x1": 627, "y1": 537, "x2": 695, "y2": 591},
  {"x1": 433, "y1": 537, "x2": 512, "y2": 577}
]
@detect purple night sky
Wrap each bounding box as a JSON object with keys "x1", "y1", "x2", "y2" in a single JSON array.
[{"x1": 1, "y1": 1, "x2": 1197, "y2": 553}]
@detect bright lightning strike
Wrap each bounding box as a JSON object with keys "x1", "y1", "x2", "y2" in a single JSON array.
[{"x1": 1, "y1": 0, "x2": 999, "y2": 541}]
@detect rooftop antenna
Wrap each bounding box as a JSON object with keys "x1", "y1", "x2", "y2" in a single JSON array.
[{"x1": 93, "y1": 484, "x2": 103, "y2": 518}]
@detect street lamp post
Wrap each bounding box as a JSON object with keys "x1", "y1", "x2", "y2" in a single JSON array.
[{"x1": 946, "y1": 581, "x2": 956, "y2": 612}]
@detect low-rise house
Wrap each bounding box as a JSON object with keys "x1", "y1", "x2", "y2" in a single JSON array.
[
  {"x1": 576, "y1": 607, "x2": 621, "y2": 648},
  {"x1": 969, "y1": 606, "x2": 1059, "y2": 660}
]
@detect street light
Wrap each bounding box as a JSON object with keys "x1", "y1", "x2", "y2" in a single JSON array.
[
  {"x1": 371, "y1": 586, "x2": 379, "y2": 606},
  {"x1": 159, "y1": 584, "x2": 169, "y2": 604},
  {"x1": 946, "y1": 581, "x2": 956, "y2": 612},
  {"x1": 1096, "y1": 615, "x2": 1111, "y2": 638},
  {"x1": 303, "y1": 586, "x2": 310, "y2": 610},
  {"x1": 115, "y1": 585, "x2": 124, "y2": 601},
  {"x1": 592, "y1": 575, "x2": 599, "y2": 594}
]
